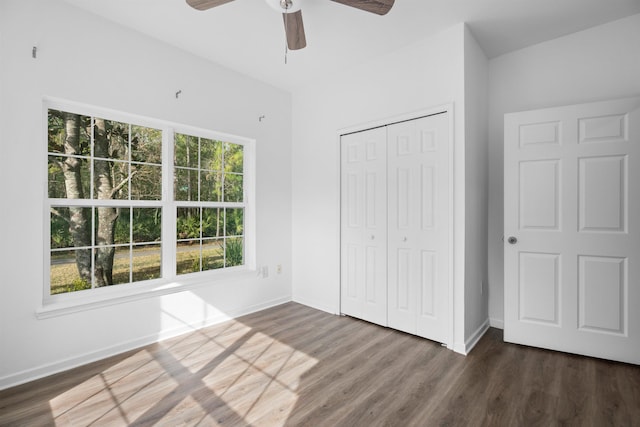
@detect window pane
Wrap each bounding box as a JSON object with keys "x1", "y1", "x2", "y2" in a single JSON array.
[
  {"x1": 97, "y1": 119, "x2": 129, "y2": 161},
  {"x1": 48, "y1": 156, "x2": 90, "y2": 199},
  {"x1": 94, "y1": 160, "x2": 129, "y2": 200},
  {"x1": 174, "y1": 134, "x2": 198, "y2": 167},
  {"x1": 51, "y1": 207, "x2": 91, "y2": 249},
  {"x1": 131, "y1": 125, "x2": 161, "y2": 164},
  {"x1": 203, "y1": 239, "x2": 224, "y2": 271},
  {"x1": 93, "y1": 246, "x2": 117, "y2": 286},
  {"x1": 131, "y1": 164, "x2": 162, "y2": 200},
  {"x1": 200, "y1": 170, "x2": 222, "y2": 202},
  {"x1": 224, "y1": 173, "x2": 243, "y2": 202},
  {"x1": 225, "y1": 238, "x2": 243, "y2": 267},
  {"x1": 177, "y1": 207, "x2": 201, "y2": 240},
  {"x1": 47, "y1": 110, "x2": 65, "y2": 154},
  {"x1": 133, "y1": 208, "x2": 161, "y2": 243},
  {"x1": 177, "y1": 241, "x2": 201, "y2": 275},
  {"x1": 94, "y1": 206, "x2": 122, "y2": 247},
  {"x1": 225, "y1": 208, "x2": 244, "y2": 236},
  {"x1": 47, "y1": 110, "x2": 91, "y2": 157},
  {"x1": 107, "y1": 246, "x2": 130, "y2": 286},
  {"x1": 132, "y1": 244, "x2": 161, "y2": 282},
  {"x1": 47, "y1": 156, "x2": 66, "y2": 198},
  {"x1": 50, "y1": 249, "x2": 92, "y2": 295},
  {"x1": 202, "y1": 208, "x2": 222, "y2": 238},
  {"x1": 174, "y1": 167, "x2": 198, "y2": 201},
  {"x1": 114, "y1": 208, "x2": 131, "y2": 245},
  {"x1": 224, "y1": 142, "x2": 243, "y2": 173},
  {"x1": 200, "y1": 138, "x2": 222, "y2": 171}
]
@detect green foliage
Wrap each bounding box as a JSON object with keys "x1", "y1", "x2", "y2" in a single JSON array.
[
  {"x1": 226, "y1": 238, "x2": 243, "y2": 267},
  {"x1": 50, "y1": 210, "x2": 72, "y2": 249},
  {"x1": 47, "y1": 110, "x2": 91, "y2": 156},
  {"x1": 200, "y1": 138, "x2": 223, "y2": 171},
  {"x1": 224, "y1": 174, "x2": 243, "y2": 202},
  {"x1": 114, "y1": 208, "x2": 130, "y2": 244},
  {"x1": 131, "y1": 125, "x2": 162, "y2": 164},
  {"x1": 64, "y1": 278, "x2": 91, "y2": 294},
  {"x1": 174, "y1": 133, "x2": 244, "y2": 202},
  {"x1": 176, "y1": 208, "x2": 201, "y2": 240},
  {"x1": 132, "y1": 208, "x2": 161, "y2": 243},
  {"x1": 174, "y1": 134, "x2": 199, "y2": 168},
  {"x1": 225, "y1": 208, "x2": 244, "y2": 236},
  {"x1": 202, "y1": 208, "x2": 222, "y2": 238}
]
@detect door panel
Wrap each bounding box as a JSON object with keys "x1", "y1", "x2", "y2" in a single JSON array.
[
  {"x1": 504, "y1": 97, "x2": 640, "y2": 364},
  {"x1": 578, "y1": 255, "x2": 626, "y2": 335},
  {"x1": 519, "y1": 160, "x2": 560, "y2": 230},
  {"x1": 518, "y1": 252, "x2": 560, "y2": 325},
  {"x1": 340, "y1": 127, "x2": 387, "y2": 326},
  {"x1": 388, "y1": 113, "x2": 449, "y2": 343},
  {"x1": 578, "y1": 155, "x2": 626, "y2": 232},
  {"x1": 420, "y1": 250, "x2": 436, "y2": 317}
]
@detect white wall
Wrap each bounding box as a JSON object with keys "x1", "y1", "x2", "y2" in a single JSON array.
[
  {"x1": 487, "y1": 14, "x2": 640, "y2": 326},
  {"x1": 0, "y1": 0, "x2": 292, "y2": 389},
  {"x1": 463, "y1": 27, "x2": 490, "y2": 347},
  {"x1": 291, "y1": 24, "x2": 471, "y2": 349}
]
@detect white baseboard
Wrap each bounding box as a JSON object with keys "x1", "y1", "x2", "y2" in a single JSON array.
[
  {"x1": 452, "y1": 342, "x2": 467, "y2": 355},
  {"x1": 465, "y1": 318, "x2": 490, "y2": 354},
  {"x1": 0, "y1": 296, "x2": 291, "y2": 391},
  {"x1": 453, "y1": 318, "x2": 490, "y2": 356},
  {"x1": 489, "y1": 317, "x2": 504, "y2": 329},
  {"x1": 292, "y1": 295, "x2": 338, "y2": 315}
]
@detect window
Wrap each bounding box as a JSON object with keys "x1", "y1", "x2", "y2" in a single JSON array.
[
  {"x1": 174, "y1": 134, "x2": 246, "y2": 274},
  {"x1": 45, "y1": 101, "x2": 254, "y2": 303}
]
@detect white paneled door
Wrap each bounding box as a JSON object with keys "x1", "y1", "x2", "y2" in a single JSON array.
[
  {"x1": 387, "y1": 114, "x2": 450, "y2": 343},
  {"x1": 504, "y1": 97, "x2": 640, "y2": 364},
  {"x1": 340, "y1": 127, "x2": 388, "y2": 326}
]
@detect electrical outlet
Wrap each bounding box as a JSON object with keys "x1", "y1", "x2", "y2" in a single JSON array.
[{"x1": 276, "y1": 264, "x2": 282, "y2": 274}]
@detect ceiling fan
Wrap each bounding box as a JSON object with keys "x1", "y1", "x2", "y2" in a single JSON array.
[{"x1": 186, "y1": 0, "x2": 395, "y2": 50}]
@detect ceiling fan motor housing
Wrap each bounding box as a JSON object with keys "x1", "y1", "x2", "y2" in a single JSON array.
[{"x1": 266, "y1": 0, "x2": 302, "y2": 12}]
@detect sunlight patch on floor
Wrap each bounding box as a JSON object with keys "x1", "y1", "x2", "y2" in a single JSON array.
[{"x1": 48, "y1": 318, "x2": 318, "y2": 426}]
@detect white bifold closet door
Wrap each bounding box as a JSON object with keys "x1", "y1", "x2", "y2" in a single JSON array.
[
  {"x1": 340, "y1": 127, "x2": 388, "y2": 326},
  {"x1": 340, "y1": 113, "x2": 450, "y2": 344}
]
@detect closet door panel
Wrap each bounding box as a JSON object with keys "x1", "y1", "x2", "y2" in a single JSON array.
[
  {"x1": 388, "y1": 114, "x2": 450, "y2": 343},
  {"x1": 388, "y1": 121, "x2": 420, "y2": 334},
  {"x1": 340, "y1": 127, "x2": 387, "y2": 326}
]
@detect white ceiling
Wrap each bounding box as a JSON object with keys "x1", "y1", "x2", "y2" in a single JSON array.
[{"x1": 61, "y1": 0, "x2": 640, "y2": 92}]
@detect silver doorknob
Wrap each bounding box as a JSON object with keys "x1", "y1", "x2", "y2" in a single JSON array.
[
  {"x1": 507, "y1": 236, "x2": 517, "y2": 244},
  {"x1": 370, "y1": 235, "x2": 375, "y2": 240},
  {"x1": 403, "y1": 237, "x2": 408, "y2": 242}
]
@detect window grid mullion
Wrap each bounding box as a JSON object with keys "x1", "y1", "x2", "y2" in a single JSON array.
[
  {"x1": 162, "y1": 126, "x2": 175, "y2": 280},
  {"x1": 90, "y1": 118, "x2": 96, "y2": 290}
]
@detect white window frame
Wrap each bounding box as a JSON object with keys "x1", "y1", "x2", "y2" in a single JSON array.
[{"x1": 40, "y1": 98, "x2": 256, "y2": 318}]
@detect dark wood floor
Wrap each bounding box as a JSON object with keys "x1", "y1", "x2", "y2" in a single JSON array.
[{"x1": 1, "y1": 302, "x2": 639, "y2": 426}]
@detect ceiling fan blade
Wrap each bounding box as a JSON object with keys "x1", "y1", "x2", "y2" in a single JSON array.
[
  {"x1": 186, "y1": 0, "x2": 235, "y2": 11},
  {"x1": 283, "y1": 10, "x2": 307, "y2": 50},
  {"x1": 329, "y1": 0, "x2": 394, "y2": 15}
]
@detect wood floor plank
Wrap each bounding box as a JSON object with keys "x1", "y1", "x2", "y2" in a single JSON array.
[{"x1": 1, "y1": 302, "x2": 639, "y2": 427}]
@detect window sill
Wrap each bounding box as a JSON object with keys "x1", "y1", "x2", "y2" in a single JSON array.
[{"x1": 36, "y1": 267, "x2": 258, "y2": 319}]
